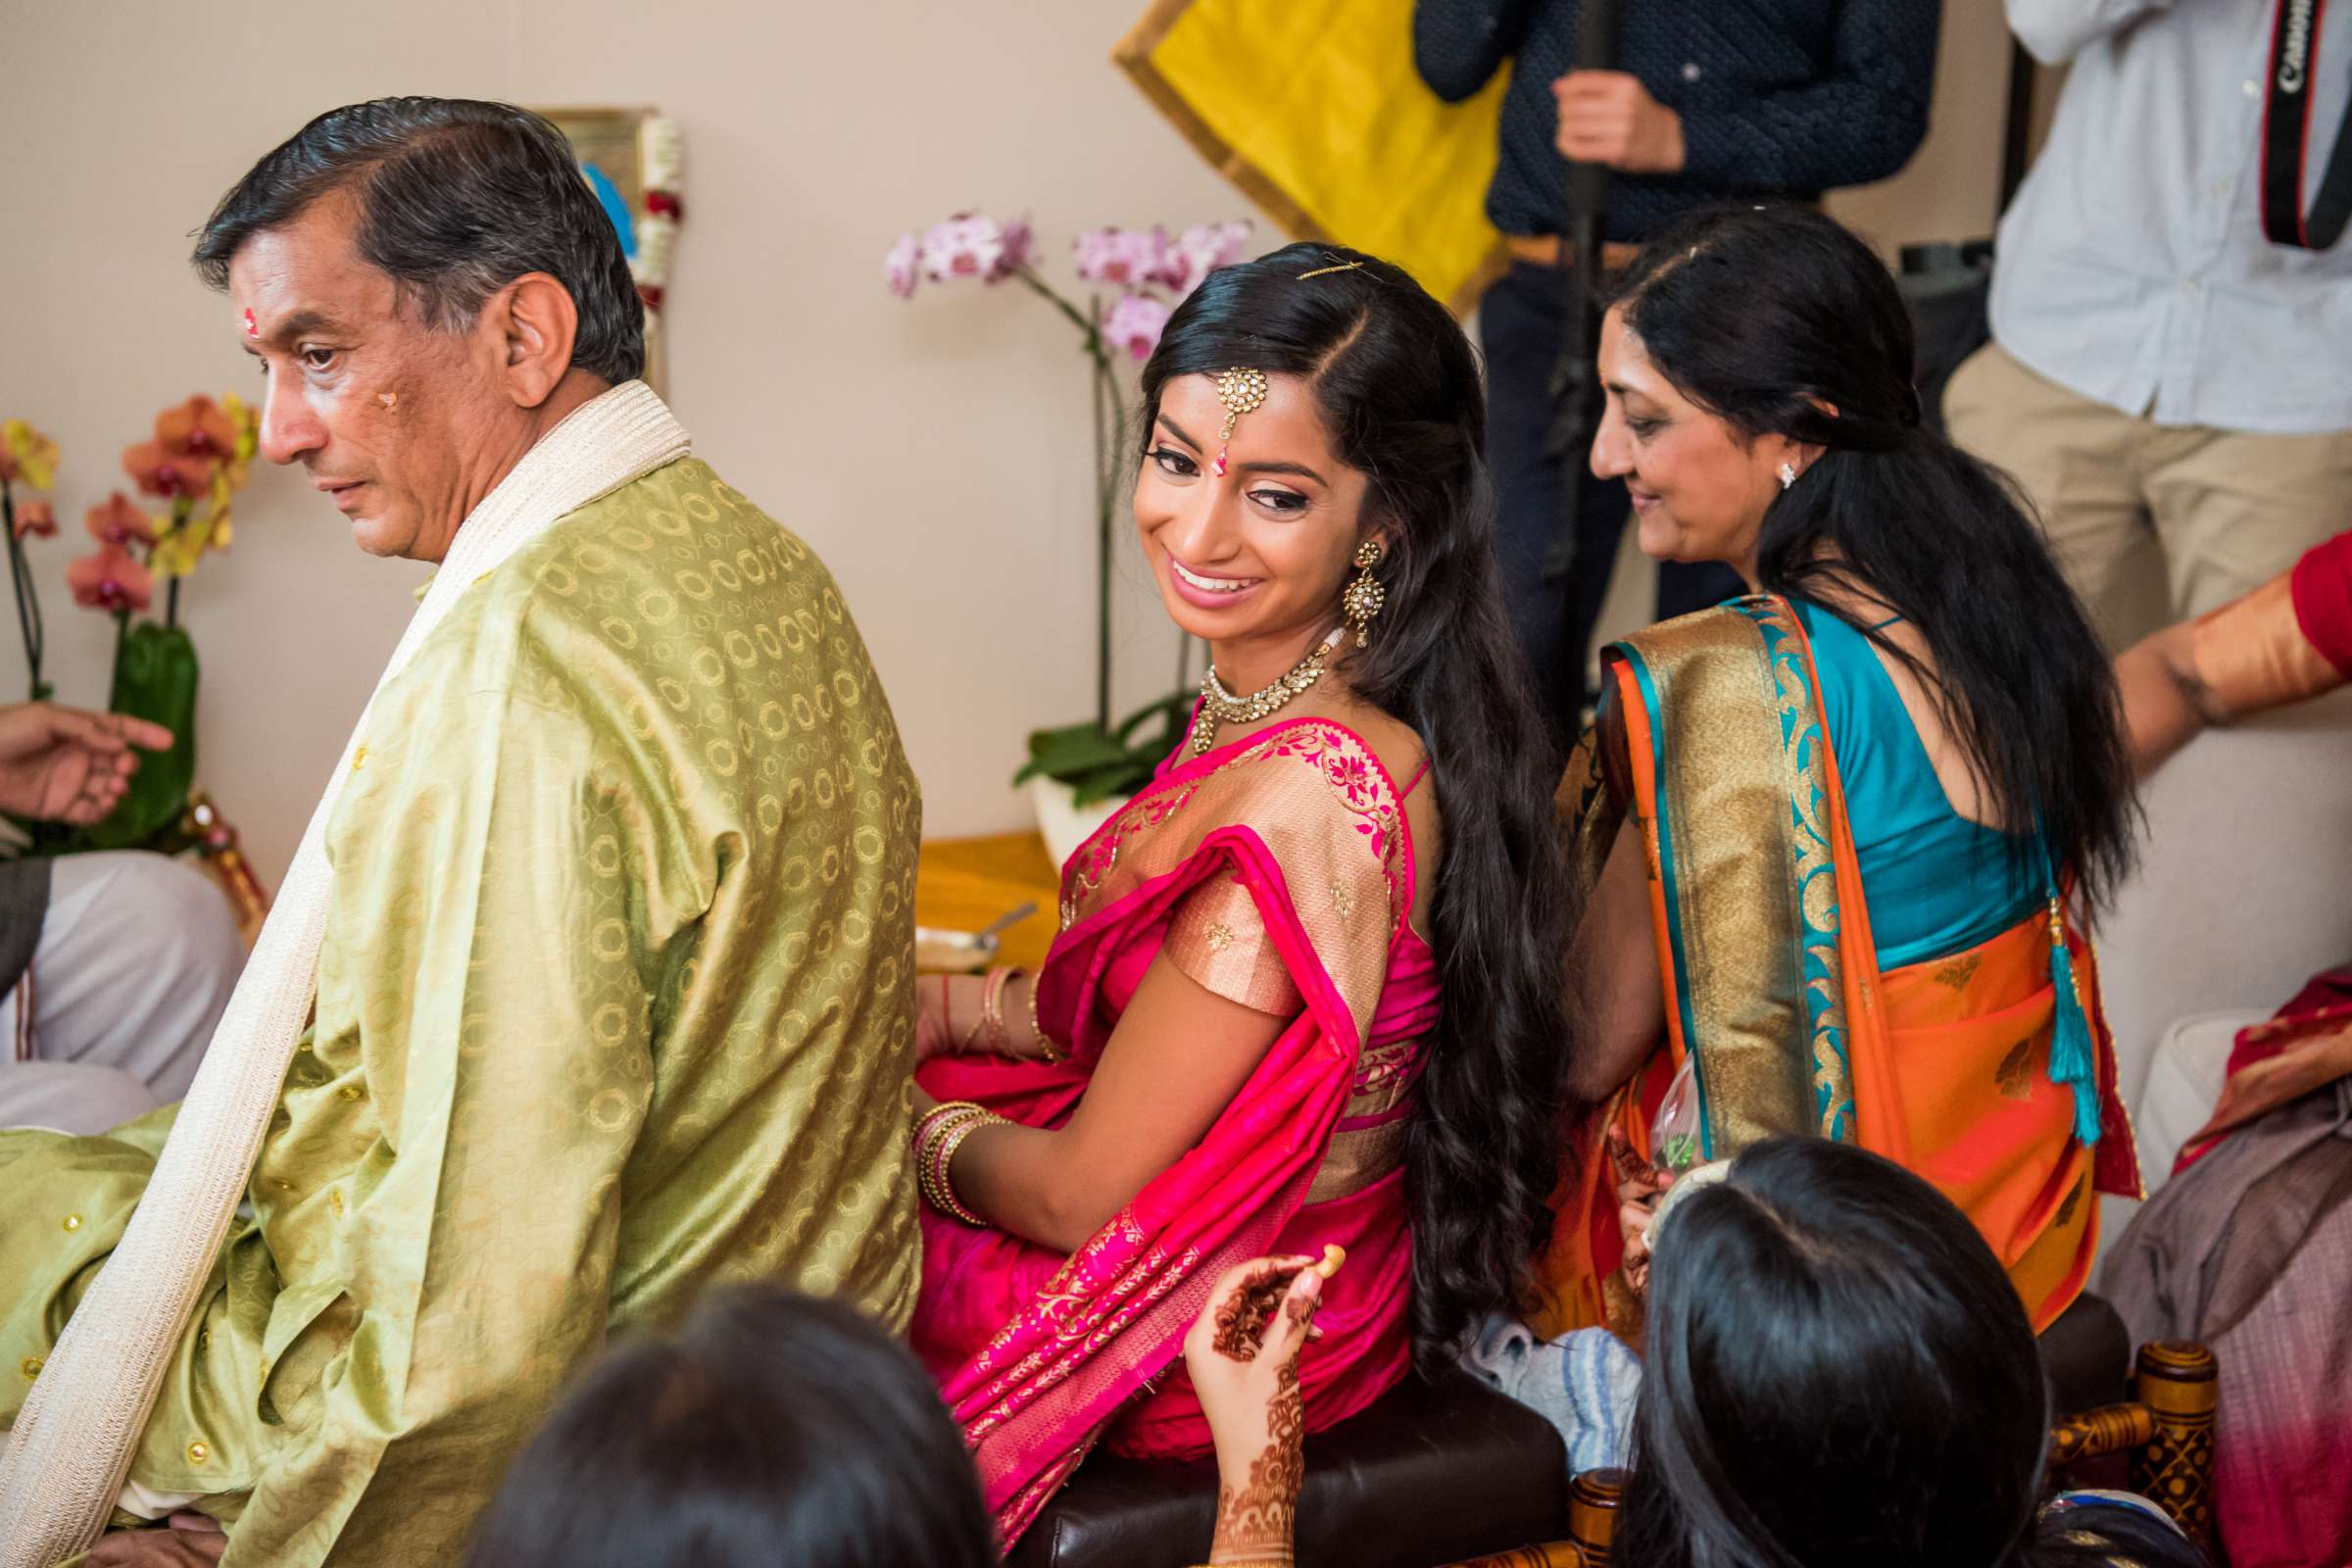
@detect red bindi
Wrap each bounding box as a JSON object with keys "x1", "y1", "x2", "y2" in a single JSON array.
[{"x1": 244, "y1": 309, "x2": 259, "y2": 338}]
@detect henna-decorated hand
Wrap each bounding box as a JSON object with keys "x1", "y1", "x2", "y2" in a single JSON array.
[
  {"x1": 1607, "y1": 1126, "x2": 1673, "y2": 1300},
  {"x1": 1182, "y1": 1248, "x2": 1343, "y2": 1567}
]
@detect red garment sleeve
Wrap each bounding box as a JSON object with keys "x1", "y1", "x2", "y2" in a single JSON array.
[{"x1": 2289, "y1": 529, "x2": 2352, "y2": 679}]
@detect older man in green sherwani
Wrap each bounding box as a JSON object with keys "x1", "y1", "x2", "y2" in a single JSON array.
[{"x1": 0, "y1": 99, "x2": 919, "y2": 1567}]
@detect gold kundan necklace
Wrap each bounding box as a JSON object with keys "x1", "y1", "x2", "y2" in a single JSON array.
[{"x1": 1191, "y1": 624, "x2": 1349, "y2": 756}]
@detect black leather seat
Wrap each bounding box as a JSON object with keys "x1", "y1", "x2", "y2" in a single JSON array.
[
  {"x1": 2037, "y1": 1290, "x2": 2132, "y2": 1417},
  {"x1": 1007, "y1": 1369, "x2": 1570, "y2": 1568}
]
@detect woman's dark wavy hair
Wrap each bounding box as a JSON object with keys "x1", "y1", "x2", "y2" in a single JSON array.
[
  {"x1": 1619, "y1": 1138, "x2": 2206, "y2": 1568},
  {"x1": 1608, "y1": 204, "x2": 2135, "y2": 904},
  {"x1": 464, "y1": 1285, "x2": 997, "y2": 1568},
  {"x1": 1139, "y1": 241, "x2": 1578, "y2": 1365}
]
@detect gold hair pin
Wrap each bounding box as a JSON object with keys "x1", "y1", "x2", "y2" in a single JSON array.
[
  {"x1": 1297, "y1": 260, "x2": 1367, "y2": 280},
  {"x1": 1212, "y1": 367, "x2": 1268, "y2": 476}
]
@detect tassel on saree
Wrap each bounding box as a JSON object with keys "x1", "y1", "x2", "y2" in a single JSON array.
[{"x1": 2044, "y1": 897, "x2": 2102, "y2": 1147}]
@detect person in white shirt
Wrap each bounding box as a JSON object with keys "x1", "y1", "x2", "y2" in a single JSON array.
[
  {"x1": 1946, "y1": 0, "x2": 2352, "y2": 648},
  {"x1": 0, "y1": 703, "x2": 243, "y2": 1135}
]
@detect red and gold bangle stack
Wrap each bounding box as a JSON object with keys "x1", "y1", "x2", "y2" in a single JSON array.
[{"x1": 913, "y1": 1099, "x2": 1001, "y2": 1225}]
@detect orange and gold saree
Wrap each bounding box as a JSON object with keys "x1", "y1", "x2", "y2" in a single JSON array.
[{"x1": 1531, "y1": 598, "x2": 2142, "y2": 1340}]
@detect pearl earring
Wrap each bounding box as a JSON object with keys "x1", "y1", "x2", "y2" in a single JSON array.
[{"x1": 1777, "y1": 461, "x2": 1796, "y2": 491}]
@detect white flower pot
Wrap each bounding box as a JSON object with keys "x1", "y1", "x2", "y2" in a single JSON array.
[{"x1": 1029, "y1": 774, "x2": 1127, "y2": 871}]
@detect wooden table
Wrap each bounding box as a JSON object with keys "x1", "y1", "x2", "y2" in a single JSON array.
[{"x1": 913, "y1": 831, "x2": 1062, "y2": 972}]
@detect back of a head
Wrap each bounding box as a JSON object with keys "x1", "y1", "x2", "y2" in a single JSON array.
[
  {"x1": 1620, "y1": 1138, "x2": 2049, "y2": 1568},
  {"x1": 191, "y1": 96, "x2": 644, "y2": 384},
  {"x1": 465, "y1": 1285, "x2": 997, "y2": 1568}
]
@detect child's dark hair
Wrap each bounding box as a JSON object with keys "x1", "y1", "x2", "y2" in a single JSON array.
[{"x1": 466, "y1": 1285, "x2": 997, "y2": 1568}]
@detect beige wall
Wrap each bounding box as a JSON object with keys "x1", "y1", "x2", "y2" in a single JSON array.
[{"x1": 0, "y1": 0, "x2": 2016, "y2": 885}]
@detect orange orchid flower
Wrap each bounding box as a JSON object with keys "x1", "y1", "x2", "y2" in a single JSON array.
[
  {"x1": 13, "y1": 497, "x2": 57, "y2": 539},
  {"x1": 85, "y1": 490, "x2": 158, "y2": 548},
  {"x1": 123, "y1": 439, "x2": 218, "y2": 501},
  {"x1": 66, "y1": 542, "x2": 154, "y2": 613},
  {"x1": 156, "y1": 395, "x2": 241, "y2": 461}
]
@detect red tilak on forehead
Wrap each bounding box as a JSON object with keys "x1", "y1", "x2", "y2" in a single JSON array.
[{"x1": 244, "y1": 309, "x2": 259, "y2": 338}]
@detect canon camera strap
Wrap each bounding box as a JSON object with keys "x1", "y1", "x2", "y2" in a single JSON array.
[{"x1": 2262, "y1": 0, "x2": 2352, "y2": 248}]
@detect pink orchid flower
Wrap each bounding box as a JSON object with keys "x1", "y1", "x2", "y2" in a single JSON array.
[
  {"x1": 919, "y1": 213, "x2": 1015, "y2": 283},
  {"x1": 1164, "y1": 221, "x2": 1254, "y2": 295},
  {"x1": 85, "y1": 490, "x2": 157, "y2": 547},
  {"x1": 991, "y1": 219, "x2": 1033, "y2": 282},
  {"x1": 884, "y1": 232, "x2": 920, "y2": 299},
  {"x1": 1073, "y1": 226, "x2": 1169, "y2": 287},
  {"x1": 67, "y1": 542, "x2": 154, "y2": 613},
  {"x1": 1102, "y1": 293, "x2": 1172, "y2": 361},
  {"x1": 12, "y1": 497, "x2": 56, "y2": 540}
]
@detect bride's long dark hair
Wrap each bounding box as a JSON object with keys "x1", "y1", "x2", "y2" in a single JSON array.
[{"x1": 1140, "y1": 242, "x2": 1578, "y2": 1364}]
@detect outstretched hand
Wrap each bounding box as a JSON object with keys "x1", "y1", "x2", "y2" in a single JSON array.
[
  {"x1": 0, "y1": 702, "x2": 172, "y2": 824},
  {"x1": 1183, "y1": 1247, "x2": 1343, "y2": 1568}
]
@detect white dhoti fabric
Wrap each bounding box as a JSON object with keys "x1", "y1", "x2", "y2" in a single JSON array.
[{"x1": 0, "y1": 852, "x2": 246, "y2": 1136}]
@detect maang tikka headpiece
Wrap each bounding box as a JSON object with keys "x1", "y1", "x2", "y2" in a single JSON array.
[{"x1": 1212, "y1": 367, "x2": 1268, "y2": 477}]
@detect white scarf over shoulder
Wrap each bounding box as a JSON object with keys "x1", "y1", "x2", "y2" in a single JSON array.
[{"x1": 0, "y1": 380, "x2": 691, "y2": 1564}]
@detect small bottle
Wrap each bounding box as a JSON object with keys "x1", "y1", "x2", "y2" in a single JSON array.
[{"x1": 1648, "y1": 1054, "x2": 1705, "y2": 1178}]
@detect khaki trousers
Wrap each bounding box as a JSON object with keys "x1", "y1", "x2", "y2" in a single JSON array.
[{"x1": 1944, "y1": 342, "x2": 2352, "y2": 648}]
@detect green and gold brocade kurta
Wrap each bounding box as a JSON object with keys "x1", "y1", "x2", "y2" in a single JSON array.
[{"x1": 0, "y1": 458, "x2": 921, "y2": 1565}]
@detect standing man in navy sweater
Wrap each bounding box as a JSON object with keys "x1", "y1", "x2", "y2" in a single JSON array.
[{"x1": 1415, "y1": 1, "x2": 1939, "y2": 736}]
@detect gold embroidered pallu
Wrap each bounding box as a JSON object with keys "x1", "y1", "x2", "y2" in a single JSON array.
[{"x1": 1533, "y1": 599, "x2": 2140, "y2": 1339}]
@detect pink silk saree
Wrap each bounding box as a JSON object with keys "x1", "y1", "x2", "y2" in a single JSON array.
[{"x1": 911, "y1": 718, "x2": 1439, "y2": 1542}]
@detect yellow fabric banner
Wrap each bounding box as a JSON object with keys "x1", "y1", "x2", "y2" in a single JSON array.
[{"x1": 1115, "y1": 0, "x2": 1510, "y2": 314}]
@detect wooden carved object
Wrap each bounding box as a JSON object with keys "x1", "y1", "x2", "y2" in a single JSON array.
[
  {"x1": 2129, "y1": 1341, "x2": 2218, "y2": 1544},
  {"x1": 2047, "y1": 1401, "x2": 2159, "y2": 1466},
  {"x1": 1567, "y1": 1467, "x2": 1629, "y2": 1568}
]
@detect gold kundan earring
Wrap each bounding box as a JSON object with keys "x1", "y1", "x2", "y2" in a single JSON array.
[{"x1": 1343, "y1": 539, "x2": 1386, "y2": 647}]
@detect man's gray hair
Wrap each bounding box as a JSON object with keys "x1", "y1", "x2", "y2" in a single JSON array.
[{"x1": 193, "y1": 96, "x2": 645, "y2": 384}]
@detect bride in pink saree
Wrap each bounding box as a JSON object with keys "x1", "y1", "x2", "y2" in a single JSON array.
[{"x1": 906, "y1": 244, "x2": 1576, "y2": 1542}]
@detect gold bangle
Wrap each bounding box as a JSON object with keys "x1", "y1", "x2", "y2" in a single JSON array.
[
  {"x1": 929, "y1": 1112, "x2": 998, "y2": 1224},
  {"x1": 1025, "y1": 971, "x2": 1050, "y2": 1061},
  {"x1": 979, "y1": 966, "x2": 1024, "y2": 1054},
  {"x1": 915, "y1": 1101, "x2": 999, "y2": 1225},
  {"x1": 954, "y1": 976, "x2": 990, "y2": 1054},
  {"x1": 915, "y1": 1111, "x2": 982, "y2": 1224},
  {"x1": 913, "y1": 1101, "x2": 987, "y2": 1149},
  {"x1": 1025, "y1": 973, "x2": 1067, "y2": 1063}
]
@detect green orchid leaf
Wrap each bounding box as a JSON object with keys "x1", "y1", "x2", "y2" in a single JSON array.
[
  {"x1": 1068, "y1": 757, "x2": 1154, "y2": 807},
  {"x1": 1011, "y1": 723, "x2": 1129, "y2": 786}
]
